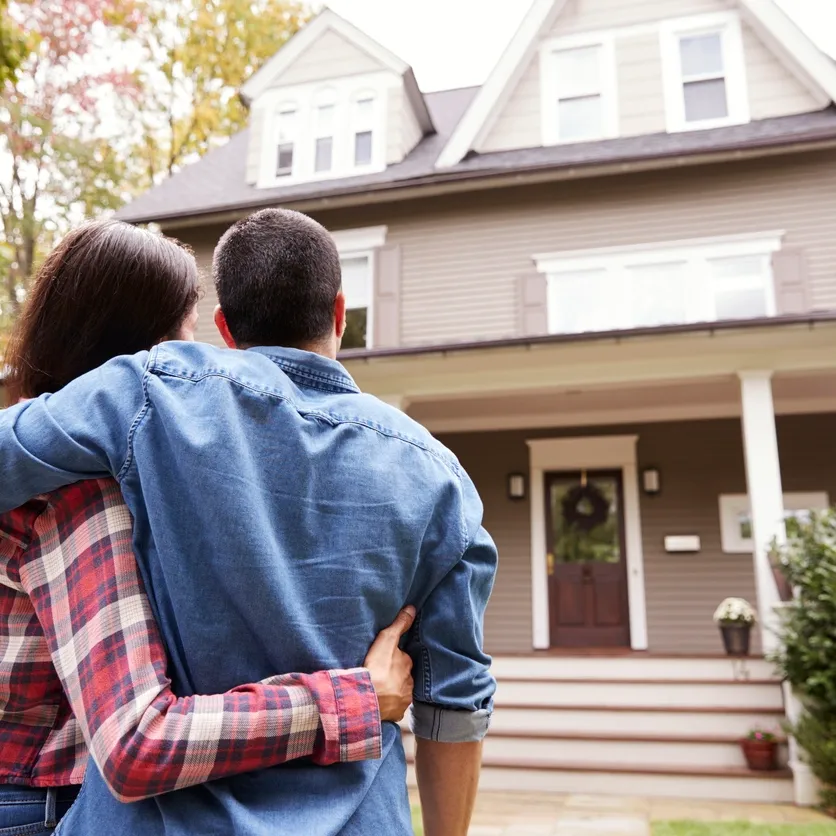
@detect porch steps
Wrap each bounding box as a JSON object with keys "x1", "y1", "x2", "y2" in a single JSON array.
[{"x1": 404, "y1": 655, "x2": 794, "y2": 803}]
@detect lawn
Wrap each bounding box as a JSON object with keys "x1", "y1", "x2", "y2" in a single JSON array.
[{"x1": 653, "y1": 823, "x2": 836, "y2": 836}]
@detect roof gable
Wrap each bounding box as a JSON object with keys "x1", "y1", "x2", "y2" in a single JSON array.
[
  {"x1": 240, "y1": 8, "x2": 433, "y2": 132},
  {"x1": 435, "y1": 0, "x2": 836, "y2": 169}
]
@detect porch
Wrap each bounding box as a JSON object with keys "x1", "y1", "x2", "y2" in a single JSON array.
[{"x1": 344, "y1": 318, "x2": 836, "y2": 803}]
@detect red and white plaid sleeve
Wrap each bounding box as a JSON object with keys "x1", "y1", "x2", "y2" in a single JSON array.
[{"x1": 15, "y1": 479, "x2": 382, "y2": 801}]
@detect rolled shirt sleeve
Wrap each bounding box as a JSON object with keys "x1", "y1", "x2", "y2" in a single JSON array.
[{"x1": 407, "y1": 473, "x2": 498, "y2": 743}]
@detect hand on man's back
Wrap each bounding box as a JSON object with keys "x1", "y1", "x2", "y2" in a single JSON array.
[{"x1": 363, "y1": 606, "x2": 416, "y2": 722}]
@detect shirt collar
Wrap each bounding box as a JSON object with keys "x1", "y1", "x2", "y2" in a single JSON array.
[{"x1": 246, "y1": 346, "x2": 361, "y2": 395}]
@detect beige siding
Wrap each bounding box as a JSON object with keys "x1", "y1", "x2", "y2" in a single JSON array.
[
  {"x1": 312, "y1": 152, "x2": 836, "y2": 346},
  {"x1": 245, "y1": 102, "x2": 268, "y2": 185},
  {"x1": 743, "y1": 24, "x2": 824, "y2": 119},
  {"x1": 176, "y1": 225, "x2": 226, "y2": 347},
  {"x1": 272, "y1": 28, "x2": 383, "y2": 88},
  {"x1": 386, "y1": 85, "x2": 424, "y2": 165},
  {"x1": 547, "y1": 0, "x2": 726, "y2": 37},
  {"x1": 479, "y1": 51, "x2": 542, "y2": 153},
  {"x1": 439, "y1": 414, "x2": 836, "y2": 655},
  {"x1": 617, "y1": 33, "x2": 667, "y2": 137}
]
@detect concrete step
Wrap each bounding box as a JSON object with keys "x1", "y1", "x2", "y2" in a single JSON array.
[
  {"x1": 403, "y1": 730, "x2": 788, "y2": 770},
  {"x1": 490, "y1": 656, "x2": 778, "y2": 683},
  {"x1": 406, "y1": 761, "x2": 795, "y2": 804},
  {"x1": 487, "y1": 705, "x2": 785, "y2": 737},
  {"x1": 495, "y1": 678, "x2": 784, "y2": 710}
]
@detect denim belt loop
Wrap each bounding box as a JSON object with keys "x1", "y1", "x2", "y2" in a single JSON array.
[{"x1": 44, "y1": 787, "x2": 58, "y2": 828}]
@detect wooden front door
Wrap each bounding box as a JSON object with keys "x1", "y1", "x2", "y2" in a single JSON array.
[{"x1": 545, "y1": 470, "x2": 631, "y2": 648}]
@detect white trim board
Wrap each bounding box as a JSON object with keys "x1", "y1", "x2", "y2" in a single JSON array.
[
  {"x1": 435, "y1": 0, "x2": 836, "y2": 169},
  {"x1": 526, "y1": 435, "x2": 649, "y2": 652}
]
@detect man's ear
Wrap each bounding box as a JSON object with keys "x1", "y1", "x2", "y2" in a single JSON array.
[
  {"x1": 335, "y1": 292, "x2": 347, "y2": 340},
  {"x1": 214, "y1": 306, "x2": 237, "y2": 349}
]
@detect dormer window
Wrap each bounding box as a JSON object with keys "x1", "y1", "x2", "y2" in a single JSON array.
[
  {"x1": 540, "y1": 35, "x2": 618, "y2": 146},
  {"x1": 353, "y1": 96, "x2": 375, "y2": 167},
  {"x1": 660, "y1": 12, "x2": 750, "y2": 132},
  {"x1": 258, "y1": 73, "x2": 392, "y2": 189},
  {"x1": 275, "y1": 107, "x2": 297, "y2": 177}
]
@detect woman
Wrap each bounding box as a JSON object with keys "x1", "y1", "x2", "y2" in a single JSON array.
[{"x1": 0, "y1": 220, "x2": 414, "y2": 834}]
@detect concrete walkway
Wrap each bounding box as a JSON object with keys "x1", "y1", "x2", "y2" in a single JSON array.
[{"x1": 448, "y1": 792, "x2": 834, "y2": 836}]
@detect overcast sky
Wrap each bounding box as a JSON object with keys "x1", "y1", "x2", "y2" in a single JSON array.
[{"x1": 323, "y1": 0, "x2": 836, "y2": 92}]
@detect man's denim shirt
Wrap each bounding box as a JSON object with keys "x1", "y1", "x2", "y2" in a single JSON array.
[{"x1": 0, "y1": 343, "x2": 497, "y2": 835}]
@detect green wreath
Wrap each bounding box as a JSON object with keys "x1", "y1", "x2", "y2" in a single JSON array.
[{"x1": 561, "y1": 483, "x2": 611, "y2": 532}]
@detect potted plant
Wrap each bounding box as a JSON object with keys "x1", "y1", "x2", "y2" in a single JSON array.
[
  {"x1": 713, "y1": 597, "x2": 756, "y2": 656},
  {"x1": 740, "y1": 727, "x2": 779, "y2": 771},
  {"x1": 768, "y1": 545, "x2": 794, "y2": 602}
]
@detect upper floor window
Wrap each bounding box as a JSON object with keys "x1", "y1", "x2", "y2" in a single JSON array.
[
  {"x1": 541, "y1": 36, "x2": 617, "y2": 146},
  {"x1": 353, "y1": 96, "x2": 375, "y2": 167},
  {"x1": 275, "y1": 107, "x2": 297, "y2": 177},
  {"x1": 258, "y1": 73, "x2": 391, "y2": 189},
  {"x1": 534, "y1": 234, "x2": 781, "y2": 337},
  {"x1": 340, "y1": 255, "x2": 372, "y2": 349},
  {"x1": 660, "y1": 13, "x2": 750, "y2": 132}
]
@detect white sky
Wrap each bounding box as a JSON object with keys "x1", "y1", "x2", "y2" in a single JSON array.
[{"x1": 323, "y1": 0, "x2": 836, "y2": 92}]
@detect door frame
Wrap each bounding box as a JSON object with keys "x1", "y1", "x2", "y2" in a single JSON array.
[{"x1": 527, "y1": 435, "x2": 649, "y2": 651}]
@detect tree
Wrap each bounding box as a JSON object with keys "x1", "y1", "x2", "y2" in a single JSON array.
[
  {"x1": 124, "y1": 0, "x2": 310, "y2": 187},
  {"x1": 0, "y1": 0, "x2": 140, "y2": 344},
  {"x1": 0, "y1": 0, "x2": 24, "y2": 83}
]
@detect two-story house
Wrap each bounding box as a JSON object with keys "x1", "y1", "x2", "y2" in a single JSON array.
[{"x1": 118, "y1": 0, "x2": 836, "y2": 805}]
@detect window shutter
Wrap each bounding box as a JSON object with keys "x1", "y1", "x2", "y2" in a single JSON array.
[
  {"x1": 771, "y1": 249, "x2": 809, "y2": 316},
  {"x1": 517, "y1": 271, "x2": 548, "y2": 336},
  {"x1": 373, "y1": 245, "x2": 401, "y2": 348}
]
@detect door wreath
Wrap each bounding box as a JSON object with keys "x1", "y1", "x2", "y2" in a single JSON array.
[{"x1": 561, "y1": 482, "x2": 611, "y2": 532}]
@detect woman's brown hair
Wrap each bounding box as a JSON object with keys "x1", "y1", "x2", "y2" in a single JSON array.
[{"x1": 5, "y1": 220, "x2": 201, "y2": 400}]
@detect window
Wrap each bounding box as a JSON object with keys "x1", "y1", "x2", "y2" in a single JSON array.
[
  {"x1": 340, "y1": 255, "x2": 372, "y2": 349},
  {"x1": 661, "y1": 13, "x2": 749, "y2": 132},
  {"x1": 257, "y1": 73, "x2": 390, "y2": 189},
  {"x1": 314, "y1": 103, "x2": 335, "y2": 173},
  {"x1": 353, "y1": 97, "x2": 375, "y2": 167},
  {"x1": 535, "y1": 234, "x2": 781, "y2": 337},
  {"x1": 541, "y1": 36, "x2": 617, "y2": 146},
  {"x1": 275, "y1": 108, "x2": 296, "y2": 177},
  {"x1": 719, "y1": 493, "x2": 830, "y2": 553}
]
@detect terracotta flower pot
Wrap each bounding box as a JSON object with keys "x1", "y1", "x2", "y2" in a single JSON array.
[
  {"x1": 719, "y1": 622, "x2": 751, "y2": 656},
  {"x1": 741, "y1": 738, "x2": 778, "y2": 771}
]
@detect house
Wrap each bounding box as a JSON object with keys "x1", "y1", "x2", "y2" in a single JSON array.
[{"x1": 117, "y1": 0, "x2": 836, "y2": 805}]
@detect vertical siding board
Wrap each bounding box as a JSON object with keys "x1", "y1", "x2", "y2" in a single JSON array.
[{"x1": 517, "y1": 272, "x2": 549, "y2": 336}]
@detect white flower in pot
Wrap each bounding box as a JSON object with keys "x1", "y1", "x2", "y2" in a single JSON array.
[{"x1": 713, "y1": 597, "x2": 756, "y2": 656}]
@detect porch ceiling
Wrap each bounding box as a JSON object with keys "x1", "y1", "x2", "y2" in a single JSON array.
[{"x1": 344, "y1": 320, "x2": 836, "y2": 407}]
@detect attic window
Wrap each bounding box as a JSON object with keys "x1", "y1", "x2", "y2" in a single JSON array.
[
  {"x1": 315, "y1": 103, "x2": 335, "y2": 173},
  {"x1": 353, "y1": 96, "x2": 375, "y2": 167},
  {"x1": 660, "y1": 12, "x2": 750, "y2": 132},
  {"x1": 540, "y1": 35, "x2": 618, "y2": 146},
  {"x1": 275, "y1": 108, "x2": 297, "y2": 177}
]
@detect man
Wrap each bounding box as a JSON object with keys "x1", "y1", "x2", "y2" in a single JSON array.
[{"x1": 0, "y1": 209, "x2": 497, "y2": 836}]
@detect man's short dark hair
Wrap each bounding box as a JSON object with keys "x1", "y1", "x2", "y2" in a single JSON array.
[{"x1": 213, "y1": 208, "x2": 342, "y2": 348}]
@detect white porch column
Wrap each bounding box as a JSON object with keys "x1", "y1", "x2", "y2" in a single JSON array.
[{"x1": 738, "y1": 371, "x2": 785, "y2": 655}]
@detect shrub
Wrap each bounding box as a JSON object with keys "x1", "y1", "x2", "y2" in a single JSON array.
[{"x1": 773, "y1": 509, "x2": 836, "y2": 811}]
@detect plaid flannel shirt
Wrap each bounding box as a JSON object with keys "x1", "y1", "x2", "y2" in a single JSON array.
[{"x1": 0, "y1": 478, "x2": 382, "y2": 801}]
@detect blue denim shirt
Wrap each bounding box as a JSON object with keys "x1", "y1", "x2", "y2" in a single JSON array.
[{"x1": 0, "y1": 343, "x2": 497, "y2": 835}]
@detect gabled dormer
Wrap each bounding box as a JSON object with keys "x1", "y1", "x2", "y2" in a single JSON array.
[
  {"x1": 240, "y1": 9, "x2": 434, "y2": 189},
  {"x1": 437, "y1": 0, "x2": 836, "y2": 166}
]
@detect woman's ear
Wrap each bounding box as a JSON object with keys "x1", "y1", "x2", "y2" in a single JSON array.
[{"x1": 214, "y1": 306, "x2": 237, "y2": 349}]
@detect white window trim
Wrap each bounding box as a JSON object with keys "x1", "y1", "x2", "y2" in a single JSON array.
[
  {"x1": 527, "y1": 436, "x2": 648, "y2": 651},
  {"x1": 533, "y1": 233, "x2": 783, "y2": 334},
  {"x1": 539, "y1": 32, "x2": 619, "y2": 146},
  {"x1": 659, "y1": 11, "x2": 751, "y2": 133},
  {"x1": 333, "y1": 226, "x2": 388, "y2": 350},
  {"x1": 719, "y1": 491, "x2": 830, "y2": 554},
  {"x1": 257, "y1": 72, "x2": 394, "y2": 189}
]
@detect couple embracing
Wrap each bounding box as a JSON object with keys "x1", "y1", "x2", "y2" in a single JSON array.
[{"x1": 0, "y1": 209, "x2": 497, "y2": 835}]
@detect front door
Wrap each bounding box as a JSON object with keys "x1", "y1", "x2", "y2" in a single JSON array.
[{"x1": 545, "y1": 470, "x2": 631, "y2": 648}]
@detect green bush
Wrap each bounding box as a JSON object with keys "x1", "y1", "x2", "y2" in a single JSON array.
[{"x1": 774, "y1": 509, "x2": 836, "y2": 812}]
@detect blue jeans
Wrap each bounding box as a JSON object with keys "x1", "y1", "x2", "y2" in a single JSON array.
[{"x1": 0, "y1": 786, "x2": 80, "y2": 835}]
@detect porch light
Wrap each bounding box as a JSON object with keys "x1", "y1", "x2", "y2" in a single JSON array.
[
  {"x1": 507, "y1": 473, "x2": 526, "y2": 501},
  {"x1": 642, "y1": 467, "x2": 661, "y2": 496}
]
